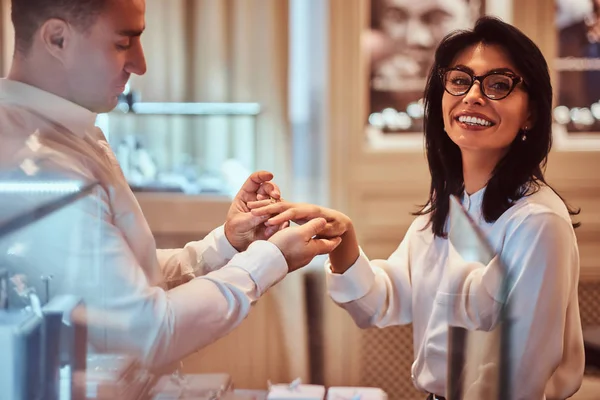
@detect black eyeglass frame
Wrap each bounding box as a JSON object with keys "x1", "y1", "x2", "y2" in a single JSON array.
[{"x1": 438, "y1": 67, "x2": 526, "y2": 100}]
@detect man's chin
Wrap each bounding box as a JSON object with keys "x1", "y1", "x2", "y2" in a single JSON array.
[{"x1": 92, "y1": 97, "x2": 120, "y2": 114}]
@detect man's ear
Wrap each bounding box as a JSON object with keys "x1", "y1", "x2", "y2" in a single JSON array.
[{"x1": 39, "y1": 18, "x2": 71, "y2": 63}]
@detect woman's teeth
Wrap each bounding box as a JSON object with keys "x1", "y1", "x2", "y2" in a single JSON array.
[{"x1": 458, "y1": 115, "x2": 493, "y2": 127}]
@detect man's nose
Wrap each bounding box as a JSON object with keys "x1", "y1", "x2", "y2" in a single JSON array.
[
  {"x1": 126, "y1": 43, "x2": 147, "y2": 76},
  {"x1": 405, "y1": 19, "x2": 435, "y2": 48}
]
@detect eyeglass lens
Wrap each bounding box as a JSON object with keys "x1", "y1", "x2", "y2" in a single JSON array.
[{"x1": 444, "y1": 70, "x2": 514, "y2": 100}]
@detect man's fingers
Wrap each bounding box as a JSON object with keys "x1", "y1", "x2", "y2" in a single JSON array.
[
  {"x1": 249, "y1": 203, "x2": 324, "y2": 228},
  {"x1": 266, "y1": 206, "x2": 326, "y2": 226},
  {"x1": 232, "y1": 213, "x2": 269, "y2": 232},
  {"x1": 298, "y1": 217, "x2": 327, "y2": 239},
  {"x1": 247, "y1": 200, "x2": 274, "y2": 209},
  {"x1": 264, "y1": 225, "x2": 280, "y2": 238},
  {"x1": 257, "y1": 181, "x2": 280, "y2": 199},
  {"x1": 250, "y1": 202, "x2": 292, "y2": 216},
  {"x1": 309, "y1": 237, "x2": 343, "y2": 255},
  {"x1": 313, "y1": 222, "x2": 339, "y2": 238},
  {"x1": 266, "y1": 209, "x2": 303, "y2": 226},
  {"x1": 237, "y1": 170, "x2": 274, "y2": 197},
  {"x1": 251, "y1": 213, "x2": 271, "y2": 227}
]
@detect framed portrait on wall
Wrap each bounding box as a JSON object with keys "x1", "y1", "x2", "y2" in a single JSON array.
[
  {"x1": 365, "y1": 0, "x2": 486, "y2": 150},
  {"x1": 553, "y1": 0, "x2": 600, "y2": 149}
]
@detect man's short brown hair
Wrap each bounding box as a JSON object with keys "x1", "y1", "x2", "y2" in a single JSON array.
[{"x1": 11, "y1": 0, "x2": 109, "y2": 53}]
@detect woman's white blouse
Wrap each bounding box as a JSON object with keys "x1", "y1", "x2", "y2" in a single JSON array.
[{"x1": 326, "y1": 186, "x2": 584, "y2": 400}]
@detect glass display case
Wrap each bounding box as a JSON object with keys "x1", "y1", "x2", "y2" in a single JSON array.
[
  {"x1": 0, "y1": 170, "x2": 99, "y2": 400},
  {"x1": 0, "y1": 173, "x2": 100, "y2": 265},
  {"x1": 0, "y1": 174, "x2": 98, "y2": 240},
  {"x1": 0, "y1": 170, "x2": 235, "y2": 400},
  {"x1": 0, "y1": 170, "x2": 99, "y2": 307},
  {"x1": 95, "y1": 97, "x2": 262, "y2": 196},
  {"x1": 0, "y1": 170, "x2": 98, "y2": 305}
]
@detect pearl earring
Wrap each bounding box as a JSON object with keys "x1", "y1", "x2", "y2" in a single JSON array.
[{"x1": 521, "y1": 126, "x2": 528, "y2": 142}]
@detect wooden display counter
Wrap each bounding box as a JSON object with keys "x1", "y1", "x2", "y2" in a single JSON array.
[{"x1": 136, "y1": 192, "x2": 231, "y2": 248}]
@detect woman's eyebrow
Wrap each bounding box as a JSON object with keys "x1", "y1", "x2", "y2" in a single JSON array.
[{"x1": 452, "y1": 64, "x2": 517, "y2": 75}]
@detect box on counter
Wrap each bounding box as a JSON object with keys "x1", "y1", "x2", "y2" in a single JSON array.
[
  {"x1": 150, "y1": 373, "x2": 233, "y2": 400},
  {"x1": 223, "y1": 390, "x2": 268, "y2": 400},
  {"x1": 326, "y1": 387, "x2": 387, "y2": 400},
  {"x1": 267, "y1": 383, "x2": 326, "y2": 400}
]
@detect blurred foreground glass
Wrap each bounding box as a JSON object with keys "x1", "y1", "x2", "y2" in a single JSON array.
[
  {"x1": 446, "y1": 196, "x2": 512, "y2": 400},
  {"x1": 0, "y1": 169, "x2": 97, "y2": 400}
]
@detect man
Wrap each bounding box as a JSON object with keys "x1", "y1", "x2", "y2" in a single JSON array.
[{"x1": 0, "y1": 0, "x2": 341, "y2": 369}]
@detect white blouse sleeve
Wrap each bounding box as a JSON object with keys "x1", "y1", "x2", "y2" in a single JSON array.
[{"x1": 324, "y1": 224, "x2": 415, "y2": 328}]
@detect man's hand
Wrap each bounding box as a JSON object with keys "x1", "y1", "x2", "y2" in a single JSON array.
[
  {"x1": 268, "y1": 218, "x2": 342, "y2": 272},
  {"x1": 224, "y1": 171, "x2": 285, "y2": 252},
  {"x1": 248, "y1": 201, "x2": 352, "y2": 238}
]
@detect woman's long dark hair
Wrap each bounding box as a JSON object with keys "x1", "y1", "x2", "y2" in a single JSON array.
[{"x1": 415, "y1": 16, "x2": 580, "y2": 237}]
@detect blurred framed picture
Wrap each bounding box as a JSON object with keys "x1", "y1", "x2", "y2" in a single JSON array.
[
  {"x1": 554, "y1": 0, "x2": 600, "y2": 149},
  {"x1": 365, "y1": 0, "x2": 485, "y2": 149}
]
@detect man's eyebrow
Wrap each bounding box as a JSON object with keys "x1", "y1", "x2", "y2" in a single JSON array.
[
  {"x1": 422, "y1": 9, "x2": 453, "y2": 19},
  {"x1": 117, "y1": 27, "x2": 145, "y2": 37}
]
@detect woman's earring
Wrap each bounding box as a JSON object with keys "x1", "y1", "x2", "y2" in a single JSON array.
[{"x1": 521, "y1": 126, "x2": 528, "y2": 142}]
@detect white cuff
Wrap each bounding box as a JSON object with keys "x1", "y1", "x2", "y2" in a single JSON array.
[
  {"x1": 212, "y1": 225, "x2": 239, "y2": 262},
  {"x1": 325, "y1": 248, "x2": 376, "y2": 303},
  {"x1": 234, "y1": 240, "x2": 288, "y2": 295}
]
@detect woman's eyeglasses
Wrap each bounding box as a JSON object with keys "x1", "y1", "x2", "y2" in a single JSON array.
[{"x1": 439, "y1": 67, "x2": 525, "y2": 100}]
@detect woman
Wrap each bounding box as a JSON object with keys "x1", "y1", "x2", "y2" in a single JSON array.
[{"x1": 250, "y1": 17, "x2": 584, "y2": 400}]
